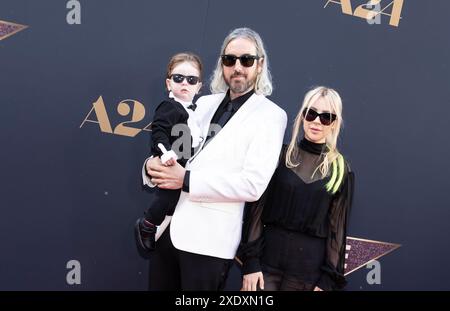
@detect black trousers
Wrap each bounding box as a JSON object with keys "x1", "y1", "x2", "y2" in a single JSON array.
[
  {"x1": 144, "y1": 188, "x2": 180, "y2": 225},
  {"x1": 148, "y1": 224, "x2": 233, "y2": 290},
  {"x1": 262, "y1": 264, "x2": 316, "y2": 291},
  {"x1": 144, "y1": 158, "x2": 188, "y2": 225}
]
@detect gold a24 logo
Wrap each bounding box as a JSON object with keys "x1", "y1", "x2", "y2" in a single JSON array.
[
  {"x1": 324, "y1": 0, "x2": 404, "y2": 27},
  {"x1": 79, "y1": 96, "x2": 152, "y2": 137}
]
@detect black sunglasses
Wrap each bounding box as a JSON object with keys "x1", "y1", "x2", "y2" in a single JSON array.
[
  {"x1": 170, "y1": 74, "x2": 200, "y2": 85},
  {"x1": 221, "y1": 54, "x2": 261, "y2": 67},
  {"x1": 302, "y1": 108, "x2": 337, "y2": 126}
]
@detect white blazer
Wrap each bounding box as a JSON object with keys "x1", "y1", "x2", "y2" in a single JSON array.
[{"x1": 143, "y1": 92, "x2": 287, "y2": 259}]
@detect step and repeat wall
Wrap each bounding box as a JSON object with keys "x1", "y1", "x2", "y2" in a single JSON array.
[{"x1": 1, "y1": 0, "x2": 449, "y2": 290}]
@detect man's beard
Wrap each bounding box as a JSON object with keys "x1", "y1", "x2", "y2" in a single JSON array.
[{"x1": 226, "y1": 73, "x2": 256, "y2": 94}]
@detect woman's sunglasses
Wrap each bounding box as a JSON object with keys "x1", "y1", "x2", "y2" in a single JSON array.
[
  {"x1": 170, "y1": 74, "x2": 200, "y2": 85},
  {"x1": 221, "y1": 54, "x2": 261, "y2": 67},
  {"x1": 302, "y1": 108, "x2": 337, "y2": 126}
]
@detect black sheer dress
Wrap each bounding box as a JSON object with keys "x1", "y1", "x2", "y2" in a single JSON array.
[{"x1": 238, "y1": 138, "x2": 355, "y2": 291}]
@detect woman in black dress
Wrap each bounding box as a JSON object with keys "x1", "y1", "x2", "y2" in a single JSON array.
[{"x1": 238, "y1": 86, "x2": 355, "y2": 291}]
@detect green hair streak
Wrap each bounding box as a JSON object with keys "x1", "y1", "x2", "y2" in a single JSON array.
[{"x1": 325, "y1": 154, "x2": 345, "y2": 194}]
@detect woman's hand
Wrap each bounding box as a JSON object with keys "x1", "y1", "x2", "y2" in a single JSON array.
[
  {"x1": 313, "y1": 286, "x2": 323, "y2": 291},
  {"x1": 241, "y1": 272, "x2": 264, "y2": 291}
]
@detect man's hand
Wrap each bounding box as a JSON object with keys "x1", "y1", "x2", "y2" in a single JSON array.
[
  {"x1": 241, "y1": 272, "x2": 264, "y2": 291},
  {"x1": 313, "y1": 286, "x2": 323, "y2": 291},
  {"x1": 146, "y1": 157, "x2": 185, "y2": 190}
]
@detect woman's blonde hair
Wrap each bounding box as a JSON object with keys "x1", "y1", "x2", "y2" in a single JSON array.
[
  {"x1": 209, "y1": 27, "x2": 273, "y2": 96},
  {"x1": 286, "y1": 86, "x2": 345, "y2": 194}
]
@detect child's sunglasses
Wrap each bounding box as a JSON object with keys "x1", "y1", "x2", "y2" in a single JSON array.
[
  {"x1": 170, "y1": 74, "x2": 200, "y2": 85},
  {"x1": 302, "y1": 108, "x2": 337, "y2": 126},
  {"x1": 221, "y1": 54, "x2": 261, "y2": 67}
]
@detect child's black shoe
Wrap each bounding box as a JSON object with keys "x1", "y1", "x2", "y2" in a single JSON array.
[{"x1": 135, "y1": 218, "x2": 156, "y2": 252}]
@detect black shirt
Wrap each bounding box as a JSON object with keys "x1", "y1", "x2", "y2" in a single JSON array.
[
  {"x1": 182, "y1": 89, "x2": 255, "y2": 192},
  {"x1": 209, "y1": 89, "x2": 254, "y2": 127}
]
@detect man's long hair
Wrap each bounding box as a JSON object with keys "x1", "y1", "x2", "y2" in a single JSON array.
[{"x1": 210, "y1": 27, "x2": 273, "y2": 96}]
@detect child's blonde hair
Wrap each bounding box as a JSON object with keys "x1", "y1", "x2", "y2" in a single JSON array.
[{"x1": 166, "y1": 52, "x2": 203, "y2": 89}]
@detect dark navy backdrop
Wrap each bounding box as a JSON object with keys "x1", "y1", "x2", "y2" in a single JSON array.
[{"x1": 1, "y1": 0, "x2": 449, "y2": 290}]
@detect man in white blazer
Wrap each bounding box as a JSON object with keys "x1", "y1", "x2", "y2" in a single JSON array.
[{"x1": 142, "y1": 27, "x2": 287, "y2": 290}]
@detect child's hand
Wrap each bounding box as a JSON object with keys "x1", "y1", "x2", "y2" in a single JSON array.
[
  {"x1": 164, "y1": 158, "x2": 176, "y2": 166},
  {"x1": 158, "y1": 145, "x2": 178, "y2": 166}
]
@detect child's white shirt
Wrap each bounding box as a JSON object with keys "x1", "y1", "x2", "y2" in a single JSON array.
[{"x1": 168, "y1": 92, "x2": 202, "y2": 149}]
